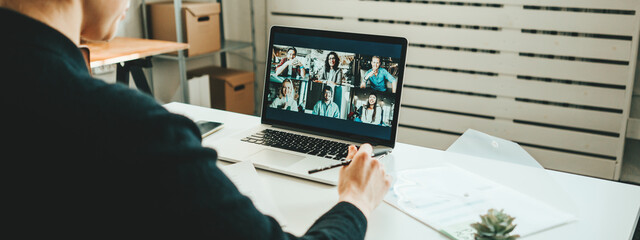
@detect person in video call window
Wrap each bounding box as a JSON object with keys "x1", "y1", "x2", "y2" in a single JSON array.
[
  {"x1": 270, "y1": 79, "x2": 298, "y2": 111},
  {"x1": 360, "y1": 56, "x2": 397, "y2": 93},
  {"x1": 359, "y1": 93, "x2": 383, "y2": 125},
  {"x1": 312, "y1": 86, "x2": 340, "y2": 118},
  {"x1": 275, "y1": 47, "x2": 306, "y2": 79},
  {"x1": 317, "y1": 51, "x2": 343, "y2": 85}
]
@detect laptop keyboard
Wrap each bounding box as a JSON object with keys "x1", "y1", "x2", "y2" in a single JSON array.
[{"x1": 241, "y1": 129, "x2": 350, "y2": 161}]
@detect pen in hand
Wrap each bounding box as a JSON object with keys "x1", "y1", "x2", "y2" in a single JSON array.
[
  {"x1": 308, "y1": 149, "x2": 391, "y2": 174},
  {"x1": 308, "y1": 159, "x2": 351, "y2": 174}
]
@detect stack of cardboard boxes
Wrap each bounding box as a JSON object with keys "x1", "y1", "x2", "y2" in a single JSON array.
[{"x1": 147, "y1": 1, "x2": 255, "y2": 115}]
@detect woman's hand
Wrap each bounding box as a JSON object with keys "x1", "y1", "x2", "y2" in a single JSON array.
[{"x1": 337, "y1": 144, "x2": 392, "y2": 219}]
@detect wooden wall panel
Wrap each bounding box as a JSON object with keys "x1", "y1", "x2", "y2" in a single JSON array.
[
  {"x1": 401, "y1": 88, "x2": 624, "y2": 133},
  {"x1": 403, "y1": 68, "x2": 627, "y2": 109},
  {"x1": 268, "y1": 0, "x2": 639, "y2": 180}
]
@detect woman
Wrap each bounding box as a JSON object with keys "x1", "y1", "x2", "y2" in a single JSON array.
[
  {"x1": 1, "y1": 0, "x2": 390, "y2": 238},
  {"x1": 359, "y1": 93, "x2": 383, "y2": 125},
  {"x1": 317, "y1": 51, "x2": 343, "y2": 85},
  {"x1": 270, "y1": 79, "x2": 298, "y2": 111}
]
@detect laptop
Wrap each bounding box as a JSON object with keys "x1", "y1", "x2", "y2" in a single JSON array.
[{"x1": 215, "y1": 26, "x2": 408, "y2": 185}]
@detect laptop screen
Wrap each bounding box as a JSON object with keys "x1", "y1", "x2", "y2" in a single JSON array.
[{"x1": 261, "y1": 26, "x2": 407, "y2": 147}]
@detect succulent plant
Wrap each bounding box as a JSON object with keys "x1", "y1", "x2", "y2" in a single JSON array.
[{"x1": 470, "y1": 209, "x2": 520, "y2": 240}]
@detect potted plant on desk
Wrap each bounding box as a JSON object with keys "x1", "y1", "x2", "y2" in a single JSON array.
[{"x1": 471, "y1": 209, "x2": 520, "y2": 240}]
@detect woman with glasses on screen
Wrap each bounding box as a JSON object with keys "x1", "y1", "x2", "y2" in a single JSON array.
[{"x1": 317, "y1": 51, "x2": 343, "y2": 85}]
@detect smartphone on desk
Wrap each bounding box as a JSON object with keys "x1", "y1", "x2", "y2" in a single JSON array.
[{"x1": 196, "y1": 120, "x2": 224, "y2": 138}]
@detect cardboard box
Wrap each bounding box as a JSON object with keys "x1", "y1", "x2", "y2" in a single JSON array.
[
  {"x1": 148, "y1": 2, "x2": 221, "y2": 57},
  {"x1": 189, "y1": 66, "x2": 255, "y2": 115}
]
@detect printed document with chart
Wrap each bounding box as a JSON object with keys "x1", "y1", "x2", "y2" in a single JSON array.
[{"x1": 384, "y1": 165, "x2": 575, "y2": 240}]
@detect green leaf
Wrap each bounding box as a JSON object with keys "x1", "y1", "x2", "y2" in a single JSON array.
[{"x1": 504, "y1": 224, "x2": 516, "y2": 234}]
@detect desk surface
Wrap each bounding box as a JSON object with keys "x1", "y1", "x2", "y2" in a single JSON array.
[
  {"x1": 83, "y1": 37, "x2": 188, "y2": 68},
  {"x1": 164, "y1": 102, "x2": 640, "y2": 240}
]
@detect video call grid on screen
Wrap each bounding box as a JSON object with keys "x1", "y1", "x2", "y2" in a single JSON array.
[{"x1": 262, "y1": 28, "x2": 406, "y2": 144}]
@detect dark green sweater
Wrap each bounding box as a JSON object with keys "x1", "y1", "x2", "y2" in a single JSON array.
[{"x1": 0, "y1": 8, "x2": 366, "y2": 239}]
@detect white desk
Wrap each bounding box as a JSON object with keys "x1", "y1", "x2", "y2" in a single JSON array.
[{"x1": 164, "y1": 102, "x2": 640, "y2": 240}]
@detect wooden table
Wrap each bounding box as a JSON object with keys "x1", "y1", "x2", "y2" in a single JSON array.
[{"x1": 82, "y1": 37, "x2": 188, "y2": 95}]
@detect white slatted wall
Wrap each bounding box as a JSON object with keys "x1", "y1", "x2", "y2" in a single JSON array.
[{"x1": 267, "y1": 0, "x2": 640, "y2": 180}]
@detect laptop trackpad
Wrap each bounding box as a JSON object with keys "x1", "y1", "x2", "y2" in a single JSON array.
[{"x1": 249, "y1": 149, "x2": 304, "y2": 168}]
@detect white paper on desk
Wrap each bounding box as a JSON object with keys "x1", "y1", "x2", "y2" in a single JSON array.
[
  {"x1": 219, "y1": 161, "x2": 287, "y2": 227},
  {"x1": 385, "y1": 165, "x2": 575, "y2": 240}
]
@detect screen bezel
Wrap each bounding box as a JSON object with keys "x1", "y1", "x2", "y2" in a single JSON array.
[{"x1": 261, "y1": 26, "x2": 408, "y2": 147}]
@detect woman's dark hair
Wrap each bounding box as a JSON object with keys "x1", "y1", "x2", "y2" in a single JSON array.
[
  {"x1": 286, "y1": 47, "x2": 297, "y2": 56},
  {"x1": 324, "y1": 52, "x2": 339, "y2": 71},
  {"x1": 364, "y1": 92, "x2": 378, "y2": 123}
]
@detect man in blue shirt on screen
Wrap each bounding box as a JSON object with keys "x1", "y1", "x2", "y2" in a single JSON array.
[
  {"x1": 313, "y1": 86, "x2": 341, "y2": 118},
  {"x1": 361, "y1": 56, "x2": 397, "y2": 93}
]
